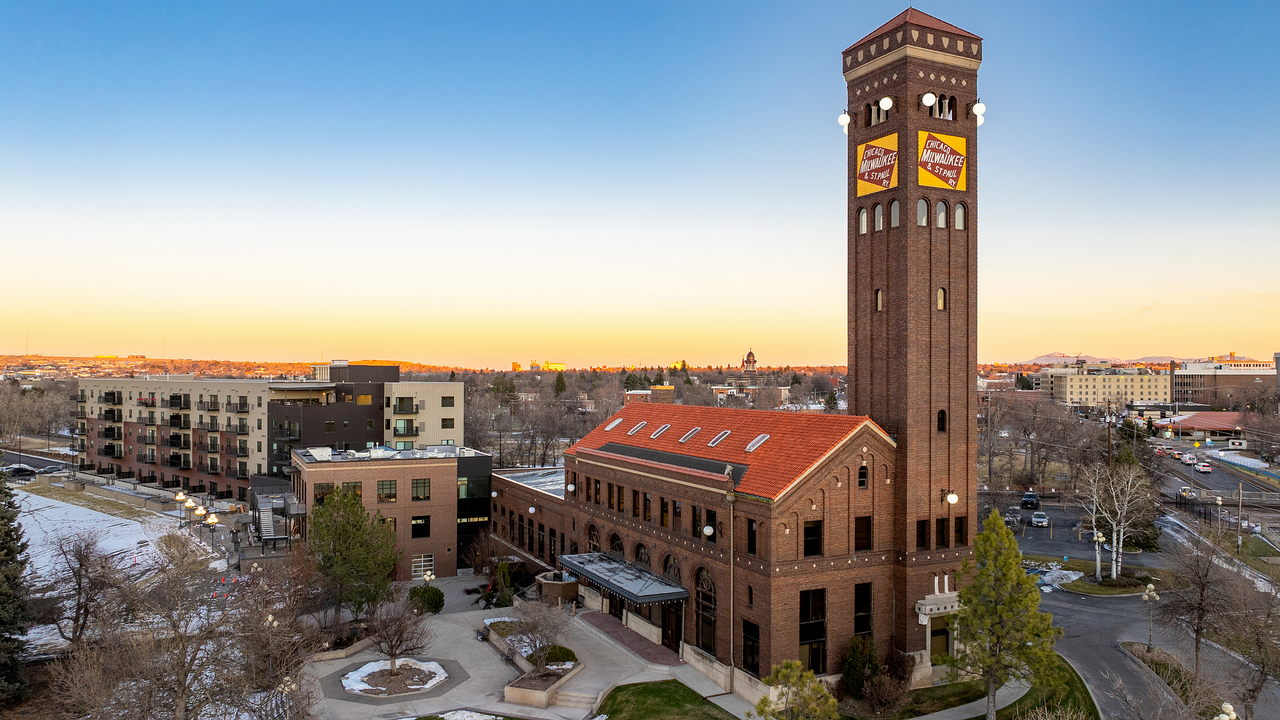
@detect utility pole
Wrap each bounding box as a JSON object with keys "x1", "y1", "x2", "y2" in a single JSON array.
[
  {"x1": 1106, "y1": 400, "x2": 1114, "y2": 466},
  {"x1": 1238, "y1": 481, "x2": 1244, "y2": 554}
]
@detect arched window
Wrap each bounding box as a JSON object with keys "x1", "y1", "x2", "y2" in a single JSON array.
[
  {"x1": 873, "y1": 204, "x2": 883, "y2": 231},
  {"x1": 875, "y1": 289, "x2": 883, "y2": 311},
  {"x1": 857, "y1": 465, "x2": 868, "y2": 488},
  {"x1": 587, "y1": 525, "x2": 600, "y2": 552},
  {"x1": 696, "y1": 568, "x2": 716, "y2": 654},
  {"x1": 917, "y1": 199, "x2": 928, "y2": 226},
  {"x1": 955, "y1": 203, "x2": 966, "y2": 230},
  {"x1": 889, "y1": 200, "x2": 900, "y2": 227},
  {"x1": 864, "y1": 104, "x2": 873, "y2": 128},
  {"x1": 609, "y1": 533, "x2": 623, "y2": 554},
  {"x1": 937, "y1": 410, "x2": 947, "y2": 433},
  {"x1": 937, "y1": 287, "x2": 947, "y2": 310},
  {"x1": 662, "y1": 555, "x2": 682, "y2": 583},
  {"x1": 634, "y1": 543, "x2": 650, "y2": 568},
  {"x1": 936, "y1": 200, "x2": 948, "y2": 228},
  {"x1": 858, "y1": 208, "x2": 868, "y2": 234}
]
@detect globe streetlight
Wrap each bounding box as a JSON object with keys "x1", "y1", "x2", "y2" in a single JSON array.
[
  {"x1": 1094, "y1": 531, "x2": 1106, "y2": 581},
  {"x1": 1142, "y1": 584, "x2": 1160, "y2": 652},
  {"x1": 1214, "y1": 703, "x2": 1236, "y2": 720}
]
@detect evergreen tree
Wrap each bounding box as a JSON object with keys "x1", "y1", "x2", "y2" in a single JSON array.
[
  {"x1": 307, "y1": 490, "x2": 399, "y2": 621},
  {"x1": 554, "y1": 371, "x2": 567, "y2": 397},
  {"x1": 824, "y1": 391, "x2": 838, "y2": 413},
  {"x1": 684, "y1": 376, "x2": 694, "y2": 386},
  {"x1": 654, "y1": 369, "x2": 665, "y2": 386},
  {"x1": 749, "y1": 660, "x2": 839, "y2": 720},
  {"x1": 945, "y1": 511, "x2": 1063, "y2": 720},
  {"x1": 0, "y1": 477, "x2": 31, "y2": 702},
  {"x1": 790, "y1": 373, "x2": 803, "y2": 387},
  {"x1": 448, "y1": 370, "x2": 456, "y2": 381},
  {"x1": 680, "y1": 360, "x2": 688, "y2": 373}
]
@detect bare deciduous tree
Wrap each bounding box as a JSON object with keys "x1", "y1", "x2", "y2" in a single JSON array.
[
  {"x1": 1155, "y1": 532, "x2": 1239, "y2": 680},
  {"x1": 366, "y1": 590, "x2": 436, "y2": 676},
  {"x1": 45, "y1": 531, "x2": 123, "y2": 647},
  {"x1": 515, "y1": 600, "x2": 571, "y2": 670},
  {"x1": 1077, "y1": 461, "x2": 1156, "y2": 579},
  {"x1": 1223, "y1": 576, "x2": 1280, "y2": 720}
]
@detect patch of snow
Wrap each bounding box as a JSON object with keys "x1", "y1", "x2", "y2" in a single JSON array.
[
  {"x1": 340, "y1": 659, "x2": 447, "y2": 694},
  {"x1": 591, "y1": 715, "x2": 609, "y2": 720},
  {"x1": 1040, "y1": 569, "x2": 1083, "y2": 586},
  {"x1": 208, "y1": 559, "x2": 228, "y2": 572},
  {"x1": 547, "y1": 661, "x2": 575, "y2": 670},
  {"x1": 441, "y1": 712, "x2": 503, "y2": 720},
  {"x1": 483, "y1": 616, "x2": 518, "y2": 625}
]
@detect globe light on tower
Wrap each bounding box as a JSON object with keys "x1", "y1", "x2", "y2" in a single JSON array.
[
  {"x1": 921, "y1": 92, "x2": 937, "y2": 107},
  {"x1": 878, "y1": 96, "x2": 893, "y2": 111}
]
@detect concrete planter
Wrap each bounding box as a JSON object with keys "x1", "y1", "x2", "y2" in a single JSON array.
[
  {"x1": 503, "y1": 661, "x2": 584, "y2": 708},
  {"x1": 311, "y1": 636, "x2": 375, "y2": 662},
  {"x1": 484, "y1": 623, "x2": 534, "y2": 673}
]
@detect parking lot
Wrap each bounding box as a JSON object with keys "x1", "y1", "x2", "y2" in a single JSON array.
[{"x1": 1001, "y1": 502, "x2": 1169, "y2": 570}]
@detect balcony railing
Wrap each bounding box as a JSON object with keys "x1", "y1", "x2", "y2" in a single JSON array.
[
  {"x1": 71, "y1": 393, "x2": 86, "y2": 403},
  {"x1": 161, "y1": 479, "x2": 181, "y2": 489},
  {"x1": 73, "y1": 427, "x2": 86, "y2": 436},
  {"x1": 97, "y1": 429, "x2": 123, "y2": 441},
  {"x1": 273, "y1": 429, "x2": 300, "y2": 441},
  {"x1": 116, "y1": 470, "x2": 135, "y2": 479},
  {"x1": 197, "y1": 442, "x2": 220, "y2": 454},
  {"x1": 228, "y1": 402, "x2": 250, "y2": 413},
  {"x1": 168, "y1": 397, "x2": 190, "y2": 410},
  {"x1": 70, "y1": 409, "x2": 87, "y2": 420},
  {"x1": 188, "y1": 484, "x2": 206, "y2": 494},
  {"x1": 161, "y1": 456, "x2": 191, "y2": 470},
  {"x1": 137, "y1": 397, "x2": 157, "y2": 408},
  {"x1": 235, "y1": 446, "x2": 250, "y2": 457},
  {"x1": 225, "y1": 469, "x2": 248, "y2": 480},
  {"x1": 138, "y1": 474, "x2": 158, "y2": 484},
  {"x1": 197, "y1": 463, "x2": 221, "y2": 475},
  {"x1": 78, "y1": 463, "x2": 96, "y2": 472},
  {"x1": 271, "y1": 452, "x2": 291, "y2": 463},
  {"x1": 99, "y1": 410, "x2": 123, "y2": 423},
  {"x1": 98, "y1": 393, "x2": 123, "y2": 406},
  {"x1": 233, "y1": 425, "x2": 250, "y2": 435},
  {"x1": 197, "y1": 401, "x2": 220, "y2": 412},
  {"x1": 393, "y1": 427, "x2": 420, "y2": 437},
  {"x1": 196, "y1": 422, "x2": 217, "y2": 432},
  {"x1": 167, "y1": 436, "x2": 191, "y2": 449},
  {"x1": 96, "y1": 447, "x2": 123, "y2": 458},
  {"x1": 137, "y1": 416, "x2": 156, "y2": 426},
  {"x1": 168, "y1": 416, "x2": 190, "y2": 429},
  {"x1": 137, "y1": 453, "x2": 156, "y2": 464},
  {"x1": 215, "y1": 490, "x2": 234, "y2": 499},
  {"x1": 142, "y1": 435, "x2": 156, "y2": 445},
  {"x1": 393, "y1": 403, "x2": 419, "y2": 415}
]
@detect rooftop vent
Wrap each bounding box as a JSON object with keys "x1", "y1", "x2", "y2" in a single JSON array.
[
  {"x1": 679, "y1": 427, "x2": 702, "y2": 443},
  {"x1": 745, "y1": 434, "x2": 770, "y2": 452},
  {"x1": 307, "y1": 447, "x2": 332, "y2": 462},
  {"x1": 627, "y1": 421, "x2": 648, "y2": 436},
  {"x1": 605, "y1": 418, "x2": 624, "y2": 431},
  {"x1": 708, "y1": 430, "x2": 731, "y2": 447},
  {"x1": 651, "y1": 423, "x2": 671, "y2": 439}
]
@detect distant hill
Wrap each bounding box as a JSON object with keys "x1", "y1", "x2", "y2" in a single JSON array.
[{"x1": 1019, "y1": 352, "x2": 1224, "y2": 365}]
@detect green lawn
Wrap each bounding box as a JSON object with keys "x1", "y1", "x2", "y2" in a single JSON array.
[
  {"x1": 842, "y1": 679, "x2": 987, "y2": 720},
  {"x1": 962, "y1": 652, "x2": 1098, "y2": 720},
  {"x1": 1242, "y1": 536, "x2": 1280, "y2": 558},
  {"x1": 596, "y1": 679, "x2": 738, "y2": 720}
]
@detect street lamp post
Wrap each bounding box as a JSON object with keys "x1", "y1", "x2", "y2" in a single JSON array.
[
  {"x1": 1094, "y1": 531, "x2": 1105, "y2": 582},
  {"x1": 1214, "y1": 703, "x2": 1236, "y2": 720},
  {"x1": 1142, "y1": 584, "x2": 1160, "y2": 652},
  {"x1": 1215, "y1": 496, "x2": 1223, "y2": 534}
]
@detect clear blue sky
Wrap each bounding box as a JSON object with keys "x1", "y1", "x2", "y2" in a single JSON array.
[{"x1": 3, "y1": 1, "x2": 1278, "y2": 366}]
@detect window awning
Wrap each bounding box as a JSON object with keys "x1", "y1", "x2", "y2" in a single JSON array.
[{"x1": 558, "y1": 552, "x2": 688, "y2": 606}]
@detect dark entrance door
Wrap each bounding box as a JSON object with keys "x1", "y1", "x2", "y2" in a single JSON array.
[
  {"x1": 609, "y1": 592, "x2": 624, "y2": 619},
  {"x1": 662, "y1": 603, "x2": 683, "y2": 651}
]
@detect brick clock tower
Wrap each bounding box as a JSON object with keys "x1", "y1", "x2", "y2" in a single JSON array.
[{"x1": 843, "y1": 9, "x2": 982, "y2": 681}]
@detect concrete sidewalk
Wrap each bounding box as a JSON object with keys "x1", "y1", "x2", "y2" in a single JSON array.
[{"x1": 906, "y1": 681, "x2": 1029, "y2": 720}]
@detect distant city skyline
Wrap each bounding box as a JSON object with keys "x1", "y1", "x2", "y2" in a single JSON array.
[{"x1": 3, "y1": 1, "x2": 1278, "y2": 366}]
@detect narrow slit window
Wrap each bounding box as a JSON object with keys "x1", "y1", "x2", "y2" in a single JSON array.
[
  {"x1": 708, "y1": 430, "x2": 731, "y2": 447},
  {"x1": 873, "y1": 205, "x2": 883, "y2": 231},
  {"x1": 889, "y1": 200, "x2": 900, "y2": 227},
  {"x1": 937, "y1": 287, "x2": 947, "y2": 310},
  {"x1": 937, "y1": 410, "x2": 947, "y2": 433},
  {"x1": 875, "y1": 289, "x2": 883, "y2": 311},
  {"x1": 858, "y1": 208, "x2": 868, "y2": 234},
  {"x1": 936, "y1": 200, "x2": 948, "y2": 228},
  {"x1": 955, "y1": 203, "x2": 966, "y2": 230},
  {"x1": 917, "y1": 199, "x2": 928, "y2": 226}
]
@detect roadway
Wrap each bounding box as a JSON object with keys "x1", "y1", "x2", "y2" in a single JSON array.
[{"x1": 2, "y1": 449, "x2": 72, "y2": 469}]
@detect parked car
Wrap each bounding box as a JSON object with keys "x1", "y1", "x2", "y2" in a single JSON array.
[
  {"x1": 1, "y1": 465, "x2": 35, "y2": 477},
  {"x1": 1021, "y1": 492, "x2": 1041, "y2": 510},
  {"x1": 998, "y1": 430, "x2": 1010, "y2": 438},
  {"x1": 1195, "y1": 462, "x2": 1212, "y2": 474},
  {"x1": 1003, "y1": 507, "x2": 1023, "y2": 526},
  {"x1": 37, "y1": 465, "x2": 63, "y2": 474},
  {"x1": 1031, "y1": 511, "x2": 1049, "y2": 528}
]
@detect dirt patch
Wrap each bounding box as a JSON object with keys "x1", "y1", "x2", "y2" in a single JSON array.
[
  {"x1": 353, "y1": 667, "x2": 436, "y2": 696},
  {"x1": 509, "y1": 667, "x2": 569, "y2": 691}
]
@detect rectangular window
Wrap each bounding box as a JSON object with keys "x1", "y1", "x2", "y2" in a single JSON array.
[
  {"x1": 412, "y1": 478, "x2": 430, "y2": 501},
  {"x1": 538, "y1": 523, "x2": 546, "y2": 558},
  {"x1": 367, "y1": 419, "x2": 374, "y2": 430},
  {"x1": 854, "y1": 582, "x2": 872, "y2": 636},
  {"x1": 411, "y1": 515, "x2": 430, "y2": 538},
  {"x1": 411, "y1": 553, "x2": 434, "y2": 577},
  {"x1": 632, "y1": 490, "x2": 640, "y2": 518},
  {"x1": 342, "y1": 481, "x2": 362, "y2": 499},
  {"x1": 617, "y1": 486, "x2": 624, "y2": 514},
  {"x1": 936, "y1": 518, "x2": 950, "y2": 549},
  {"x1": 643, "y1": 492, "x2": 651, "y2": 521},
  {"x1": 692, "y1": 506, "x2": 702, "y2": 539},
  {"x1": 854, "y1": 516, "x2": 872, "y2": 552},
  {"x1": 356, "y1": 394, "x2": 372, "y2": 405},
  {"x1": 441, "y1": 418, "x2": 455, "y2": 429},
  {"x1": 743, "y1": 621, "x2": 761, "y2": 677},
  {"x1": 799, "y1": 589, "x2": 827, "y2": 674},
  {"x1": 381, "y1": 516, "x2": 396, "y2": 533},
  {"x1": 593, "y1": 478, "x2": 601, "y2": 504},
  {"x1": 916, "y1": 519, "x2": 929, "y2": 550},
  {"x1": 747, "y1": 518, "x2": 757, "y2": 555},
  {"x1": 803, "y1": 520, "x2": 823, "y2": 557},
  {"x1": 705, "y1": 509, "x2": 717, "y2": 543},
  {"x1": 608, "y1": 483, "x2": 615, "y2": 510},
  {"x1": 518, "y1": 515, "x2": 526, "y2": 548},
  {"x1": 377, "y1": 479, "x2": 396, "y2": 503},
  {"x1": 549, "y1": 528, "x2": 557, "y2": 563},
  {"x1": 441, "y1": 396, "x2": 455, "y2": 407},
  {"x1": 661, "y1": 498, "x2": 669, "y2": 528},
  {"x1": 673, "y1": 501, "x2": 681, "y2": 531},
  {"x1": 314, "y1": 482, "x2": 334, "y2": 506},
  {"x1": 324, "y1": 421, "x2": 335, "y2": 433},
  {"x1": 238, "y1": 486, "x2": 246, "y2": 502},
  {"x1": 955, "y1": 516, "x2": 967, "y2": 546},
  {"x1": 857, "y1": 465, "x2": 868, "y2": 488}
]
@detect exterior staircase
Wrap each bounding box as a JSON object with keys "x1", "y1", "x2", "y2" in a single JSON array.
[{"x1": 552, "y1": 689, "x2": 596, "y2": 710}]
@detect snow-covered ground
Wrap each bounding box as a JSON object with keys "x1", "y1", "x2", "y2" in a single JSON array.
[
  {"x1": 341, "y1": 659, "x2": 447, "y2": 694},
  {"x1": 16, "y1": 488, "x2": 183, "y2": 652}
]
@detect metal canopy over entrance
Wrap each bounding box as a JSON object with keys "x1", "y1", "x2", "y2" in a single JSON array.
[{"x1": 558, "y1": 552, "x2": 689, "y2": 606}]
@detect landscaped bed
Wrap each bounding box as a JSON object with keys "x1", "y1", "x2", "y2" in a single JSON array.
[
  {"x1": 961, "y1": 652, "x2": 1098, "y2": 720},
  {"x1": 341, "y1": 659, "x2": 447, "y2": 696},
  {"x1": 842, "y1": 679, "x2": 986, "y2": 719},
  {"x1": 1022, "y1": 554, "x2": 1181, "y2": 596},
  {"x1": 595, "y1": 679, "x2": 737, "y2": 720}
]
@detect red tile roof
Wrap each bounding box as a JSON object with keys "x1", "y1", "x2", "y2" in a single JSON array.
[
  {"x1": 847, "y1": 8, "x2": 981, "y2": 51},
  {"x1": 1152, "y1": 412, "x2": 1245, "y2": 433},
  {"x1": 566, "y1": 403, "x2": 891, "y2": 501}
]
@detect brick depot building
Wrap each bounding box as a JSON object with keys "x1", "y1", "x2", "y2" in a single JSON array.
[{"x1": 491, "y1": 8, "x2": 983, "y2": 697}]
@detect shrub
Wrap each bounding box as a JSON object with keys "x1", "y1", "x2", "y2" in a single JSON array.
[
  {"x1": 408, "y1": 584, "x2": 445, "y2": 614},
  {"x1": 544, "y1": 645, "x2": 577, "y2": 664},
  {"x1": 883, "y1": 647, "x2": 917, "y2": 682},
  {"x1": 1099, "y1": 575, "x2": 1144, "y2": 588},
  {"x1": 863, "y1": 674, "x2": 908, "y2": 715},
  {"x1": 841, "y1": 635, "x2": 881, "y2": 699}
]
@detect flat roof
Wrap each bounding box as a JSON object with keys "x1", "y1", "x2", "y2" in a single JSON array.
[
  {"x1": 293, "y1": 445, "x2": 486, "y2": 464},
  {"x1": 496, "y1": 467, "x2": 566, "y2": 498},
  {"x1": 558, "y1": 553, "x2": 688, "y2": 606}
]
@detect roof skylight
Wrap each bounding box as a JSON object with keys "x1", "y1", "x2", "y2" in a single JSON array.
[
  {"x1": 708, "y1": 430, "x2": 731, "y2": 447},
  {"x1": 745, "y1": 434, "x2": 770, "y2": 452},
  {"x1": 651, "y1": 424, "x2": 671, "y2": 439},
  {"x1": 627, "y1": 421, "x2": 648, "y2": 436},
  {"x1": 605, "y1": 418, "x2": 623, "y2": 431},
  {"x1": 679, "y1": 427, "x2": 702, "y2": 443}
]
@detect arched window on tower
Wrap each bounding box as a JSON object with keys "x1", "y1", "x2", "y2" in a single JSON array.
[
  {"x1": 917, "y1": 199, "x2": 929, "y2": 226},
  {"x1": 937, "y1": 410, "x2": 948, "y2": 433},
  {"x1": 889, "y1": 200, "x2": 900, "y2": 227},
  {"x1": 873, "y1": 204, "x2": 883, "y2": 231},
  {"x1": 937, "y1": 287, "x2": 947, "y2": 310},
  {"x1": 875, "y1": 289, "x2": 883, "y2": 311},
  {"x1": 936, "y1": 200, "x2": 948, "y2": 228},
  {"x1": 858, "y1": 208, "x2": 868, "y2": 234},
  {"x1": 955, "y1": 203, "x2": 966, "y2": 230},
  {"x1": 864, "y1": 104, "x2": 873, "y2": 128}
]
